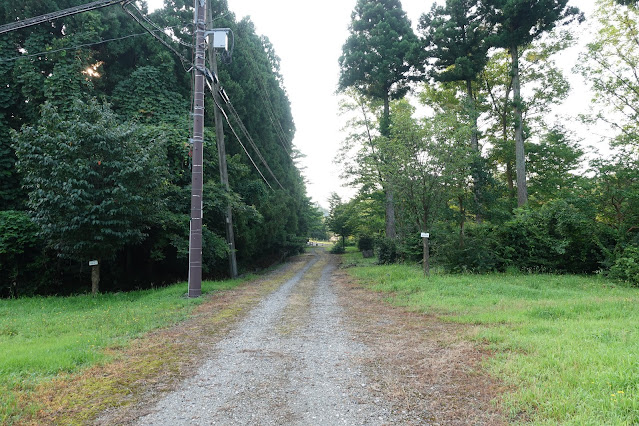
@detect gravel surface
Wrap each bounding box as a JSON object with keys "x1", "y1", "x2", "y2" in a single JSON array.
[{"x1": 136, "y1": 249, "x2": 397, "y2": 425}]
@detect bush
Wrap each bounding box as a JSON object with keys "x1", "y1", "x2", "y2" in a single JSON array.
[
  {"x1": 0, "y1": 211, "x2": 45, "y2": 297},
  {"x1": 608, "y1": 246, "x2": 639, "y2": 285},
  {"x1": 497, "y1": 200, "x2": 603, "y2": 274},
  {"x1": 357, "y1": 235, "x2": 375, "y2": 252},
  {"x1": 376, "y1": 237, "x2": 399, "y2": 264},
  {"x1": 439, "y1": 223, "x2": 501, "y2": 273},
  {"x1": 329, "y1": 242, "x2": 346, "y2": 254}
]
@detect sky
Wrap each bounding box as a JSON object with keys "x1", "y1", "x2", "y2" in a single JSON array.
[{"x1": 148, "y1": 0, "x2": 598, "y2": 209}]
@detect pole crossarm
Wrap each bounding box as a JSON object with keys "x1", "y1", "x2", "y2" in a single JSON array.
[{"x1": 0, "y1": 0, "x2": 129, "y2": 35}]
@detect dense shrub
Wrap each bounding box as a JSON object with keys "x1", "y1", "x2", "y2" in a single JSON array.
[
  {"x1": 376, "y1": 237, "x2": 399, "y2": 264},
  {"x1": 439, "y1": 223, "x2": 501, "y2": 273},
  {"x1": 0, "y1": 211, "x2": 44, "y2": 297},
  {"x1": 329, "y1": 242, "x2": 346, "y2": 254},
  {"x1": 497, "y1": 200, "x2": 603, "y2": 273},
  {"x1": 608, "y1": 246, "x2": 639, "y2": 285},
  {"x1": 357, "y1": 235, "x2": 375, "y2": 252}
]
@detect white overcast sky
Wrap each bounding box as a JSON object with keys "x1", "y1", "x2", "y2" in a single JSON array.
[{"x1": 148, "y1": 0, "x2": 598, "y2": 208}]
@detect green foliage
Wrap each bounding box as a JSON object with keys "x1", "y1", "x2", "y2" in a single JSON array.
[
  {"x1": 0, "y1": 0, "x2": 314, "y2": 293},
  {"x1": 376, "y1": 236, "x2": 399, "y2": 264},
  {"x1": 576, "y1": 0, "x2": 639, "y2": 148},
  {"x1": 439, "y1": 222, "x2": 502, "y2": 273},
  {"x1": 526, "y1": 125, "x2": 584, "y2": 204},
  {"x1": 112, "y1": 66, "x2": 187, "y2": 123},
  {"x1": 357, "y1": 235, "x2": 375, "y2": 252},
  {"x1": 498, "y1": 200, "x2": 603, "y2": 273},
  {"x1": 482, "y1": 0, "x2": 583, "y2": 50},
  {"x1": 329, "y1": 242, "x2": 346, "y2": 254},
  {"x1": 326, "y1": 193, "x2": 359, "y2": 246},
  {"x1": 305, "y1": 203, "x2": 328, "y2": 241},
  {"x1": 608, "y1": 246, "x2": 639, "y2": 285},
  {"x1": 419, "y1": 0, "x2": 489, "y2": 85},
  {"x1": 13, "y1": 99, "x2": 166, "y2": 284},
  {"x1": 0, "y1": 211, "x2": 44, "y2": 297},
  {"x1": 339, "y1": 0, "x2": 419, "y2": 103}
]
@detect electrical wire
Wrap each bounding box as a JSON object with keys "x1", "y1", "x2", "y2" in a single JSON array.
[
  {"x1": 125, "y1": 1, "x2": 193, "y2": 48},
  {"x1": 0, "y1": 24, "x2": 190, "y2": 63},
  {"x1": 210, "y1": 92, "x2": 274, "y2": 190},
  {"x1": 0, "y1": 0, "x2": 130, "y2": 35},
  {"x1": 122, "y1": 3, "x2": 193, "y2": 72},
  {"x1": 225, "y1": 98, "x2": 285, "y2": 190},
  {"x1": 245, "y1": 54, "x2": 292, "y2": 155}
]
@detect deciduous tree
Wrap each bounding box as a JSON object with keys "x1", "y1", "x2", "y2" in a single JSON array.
[{"x1": 13, "y1": 99, "x2": 166, "y2": 294}]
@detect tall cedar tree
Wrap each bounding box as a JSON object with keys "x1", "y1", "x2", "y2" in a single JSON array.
[
  {"x1": 418, "y1": 0, "x2": 490, "y2": 219},
  {"x1": 481, "y1": 0, "x2": 582, "y2": 207},
  {"x1": 339, "y1": 0, "x2": 419, "y2": 239}
]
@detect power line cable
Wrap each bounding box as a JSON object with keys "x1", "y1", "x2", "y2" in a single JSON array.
[
  {"x1": 224, "y1": 98, "x2": 285, "y2": 190},
  {"x1": 245, "y1": 55, "x2": 292, "y2": 155},
  {"x1": 0, "y1": 0, "x2": 131, "y2": 34},
  {"x1": 0, "y1": 24, "x2": 189, "y2": 63},
  {"x1": 125, "y1": 2, "x2": 193, "y2": 48},
  {"x1": 122, "y1": 3, "x2": 193, "y2": 72},
  {"x1": 209, "y1": 90, "x2": 273, "y2": 190}
]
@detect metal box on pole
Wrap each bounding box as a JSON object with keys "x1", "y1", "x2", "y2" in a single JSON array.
[{"x1": 211, "y1": 30, "x2": 228, "y2": 50}]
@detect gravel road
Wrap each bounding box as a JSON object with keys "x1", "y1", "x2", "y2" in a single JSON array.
[{"x1": 135, "y1": 249, "x2": 397, "y2": 425}]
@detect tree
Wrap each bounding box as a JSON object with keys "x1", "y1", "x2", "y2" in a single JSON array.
[
  {"x1": 419, "y1": 0, "x2": 490, "y2": 219},
  {"x1": 575, "y1": 0, "x2": 639, "y2": 149},
  {"x1": 338, "y1": 0, "x2": 420, "y2": 239},
  {"x1": 13, "y1": 99, "x2": 166, "y2": 294},
  {"x1": 526, "y1": 125, "x2": 584, "y2": 204},
  {"x1": 482, "y1": 0, "x2": 582, "y2": 206},
  {"x1": 387, "y1": 99, "x2": 470, "y2": 271},
  {"x1": 326, "y1": 193, "x2": 358, "y2": 248},
  {"x1": 482, "y1": 35, "x2": 573, "y2": 203}
]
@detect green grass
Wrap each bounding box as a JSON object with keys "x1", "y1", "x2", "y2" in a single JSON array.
[
  {"x1": 348, "y1": 260, "x2": 639, "y2": 425},
  {"x1": 0, "y1": 278, "x2": 246, "y2": 423}
]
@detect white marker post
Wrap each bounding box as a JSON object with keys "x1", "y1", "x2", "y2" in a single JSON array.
[{"x1": 421, "y1": 232, "x2": 430, "y2": 277}]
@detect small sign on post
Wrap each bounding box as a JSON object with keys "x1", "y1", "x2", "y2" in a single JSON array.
[
  {"x1": 421, "y1": 232, "x2": 430, "y2": 239},
  {"x1": 89, "y1": 260, "x2": 99, "y2": 266}
]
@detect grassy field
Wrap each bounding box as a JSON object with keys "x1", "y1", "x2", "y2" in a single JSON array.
[
  {"x1": 343, "y1": 250, "x2": 639, "y2": 425},
  {"x1": 0, "y1": 278, "x2": 246, "y2": 423}
]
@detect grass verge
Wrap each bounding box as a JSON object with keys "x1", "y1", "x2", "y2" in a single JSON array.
[
  {"x1": 346, "y1": 258, "x2": 639, "y2": 425},
  {"x1": 0, "y1": 278, "x2": 248, "y2": 424}
]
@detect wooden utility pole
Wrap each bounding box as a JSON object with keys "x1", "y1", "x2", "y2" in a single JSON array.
[
  {"x1": 206, "y1": 3, "x2": 238, "y2": 278},
  {"x1": 188, "y1": 0, "x2": 207, "y2": 298}
]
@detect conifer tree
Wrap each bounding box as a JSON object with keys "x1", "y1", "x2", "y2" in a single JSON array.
[
  {"x1": 339, "y1": 0, "x2": 420, "y2": 238},
  {"x1": 482, "y1": 0, "x2": 582, "y2": 207}
]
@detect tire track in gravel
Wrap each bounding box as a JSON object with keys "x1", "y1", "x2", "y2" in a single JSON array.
[{"x1": 135, "y1": 248, "x2": 396, "y2": 425}]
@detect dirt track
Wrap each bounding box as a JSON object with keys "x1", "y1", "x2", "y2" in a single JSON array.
[{"x1": 39, "y1": 248, "x2": 504, "y2": 424}]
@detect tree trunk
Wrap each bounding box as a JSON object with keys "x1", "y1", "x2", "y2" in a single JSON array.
[
  {"x1": 506, "y1": 161, "x2": 515, "y2": 197},
  {"x1": 459, "y1": 195, "x2": 465, "y2": 249},
  {"x1": 381, "y1": 92, "x2": 397, "y2": 239},
  {"x1": 511, "y1": 44, "x2": 528, "y2": 207},
  {"x1": 422, "y1": 236, "x2": 430, "y2": 277},
  {"x1": 385, "y1": 188, "x2": 397, "y2": 239},
  {"x1": 381, "y1": 94, "x2": 390, "y2": 138},
  {"x1": 91, "y1": 260, "x2": 100, "y2": 295},
  {"x1": 467, "y1": 79, "x2": 482, "y2": 222}
]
